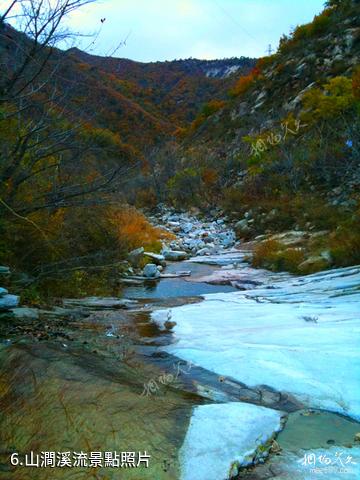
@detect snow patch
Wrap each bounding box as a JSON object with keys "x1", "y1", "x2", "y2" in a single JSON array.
[{"x1": 179, "y1": 402, "x2": 283, "y2": 480}]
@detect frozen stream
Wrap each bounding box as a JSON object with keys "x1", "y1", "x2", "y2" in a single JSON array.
[
  {"x1": 1, "y1": 246, "x2": 359, "y2": 480},
  {"x1": 152, "y1": 256, "x2": 360, "y2": 479}
]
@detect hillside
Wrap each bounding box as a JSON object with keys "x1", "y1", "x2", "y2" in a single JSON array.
[
  {"x1": 66, "y1": 48, "x2": 255, "y2": 126},
  {"x1": 1, "y1": 23, "x2": 255, "y2": 155},
  {"x1": 1, "y1": 0, "x2": 360, "y2": 292},
  {"x1": 149, "y1": 0, "x2": 360, "y2": 273}
]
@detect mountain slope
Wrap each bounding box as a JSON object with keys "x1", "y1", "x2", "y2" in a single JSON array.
[
  {"x1": 152, "y1": 0, "x2": 360, "y2": 272},
  {"x1": 66, "y1": 48, "x2": 256, "y2": 126}
]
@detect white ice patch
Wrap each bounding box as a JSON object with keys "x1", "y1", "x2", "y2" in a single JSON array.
[
  {"x1": 179, "y1": 402, "x2": 283, "y2": 480},
  {"x1": 152, "y1": 266, "x2": 360, "y2": 419}
]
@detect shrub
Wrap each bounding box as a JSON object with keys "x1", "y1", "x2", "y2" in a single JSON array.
[
  {"x1": 108, "y1": 206, "x2": 173, "y2": 253},
  {"x1": 353, "y1": 66, "x2": 360, "y2": 100},
  {"x1": 167, "y1": 168, "x2": 201, "y2": 207},
  {"x1": 329, "y1": 213, "x2": 360, "y2": 266},
  {"x1": 252, "y1": 240, "x2": 305, "y2": 273},
  {"x1": 189, "y1": 100, "x2": 226, "y2": 132},
  {"x1": 302, "y1": 76, "x2": 354, "y2": 121},
  {"x1": 229, "y1": 72, "x2": 257, "y2": 98},
  {"x1": 252, "y1": 239, "x2": 282, "y2": 269}
]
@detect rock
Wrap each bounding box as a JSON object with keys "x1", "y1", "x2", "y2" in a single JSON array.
[
  {"x1": 334, "y1": 53, "x2": 344, "y2": 62},
  {"x1": 235, "y1": 219, "x2": 248, "y2": 229},
  {"x1": 164, "y1": 320, "x2": 177, "y2": 330},
  {"x1": 157, "y1": 265, "x2": 163, "y2": 272},
  {"x1": 0, "y1": 287, "x2": 9, "y2": 296},
  {"x1": 299, "y1": 255, "x2": 331, "y2": 273},
  {"x1": 63, "y1": 297, "x2": 137, "y2": 309},
  {"x1": 128, "y1": 247, "x2": 144, "y2": 267},
  {"x1": 270, "y1": 440, "x2": 282, "y2": 454},
  {"x1": 218, "y1": 232, "x2": 235, "y2": 248},
  {"x1": 255, "y1": 90, "x2": 267, "y2": 103},
  {"x1": 160, "y1": 271, "x2": 191, "y2": 278},
  {"x1": 184, "y1": 239, "x2": 205, "y2": 251},
  {"x1": 163, "y1": 250, "x2": 188, "y2": 261},
  {"x1": 119, "y1": 278, "x2": 144, "y2": 286},
  {"x1": 167, "y1": 221, "x2": 180, "y2": 227},
  {"x1": 354, "y1": 433, "x2": 360, "y2": 443},
  {"x1": 235, "y1": 219, "x2": 251, "y2": 236},
  {"x1": 269, "y1": 231, "x2": 309, "y2": 246},
  {"x1": 11, "y1": 307, "x2": 39, "y2": 320},
  {"x1": 143, "y1": 263, "x2": 160, "y2": 278},
  {"x1": 144, "y1": 252, "x2": 166, "y2": 266},
  {"x1": 203, "y1": 236, "x2": 215, "y2": 244},
  {"x1": 0, "y1": 266, "x2": 10, "y2": 275},
  {"x1": 182, "y1": 223, "x2": 193, "y2": 234},
  {"x1": 320, "y1": 250, "x2": 332, "y2": 263},
  {"x1": 0, "y1": 294, "x2": 20, "y2": 311},
  {"x1": 196, "y1": 248, "x2": 212, "y2": 256}
]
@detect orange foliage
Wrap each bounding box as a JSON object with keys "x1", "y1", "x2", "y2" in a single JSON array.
[
  {"x1": 201, "y1": 168, "x2": 218, "y2": 186},
  {"x1": 108, "y1": 206, "x2": 174, "y2": 251},
  {"x1": 230, "y1": 70, "x2": 259, "y2": 98}
]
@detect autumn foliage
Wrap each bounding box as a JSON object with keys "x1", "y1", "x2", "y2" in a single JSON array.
[
  {"x1": 108, "y1": 206, "x2": 174, "y2": 252},
  {"x1": 229, "y1": 69, "x2": 260, "y2": 98}
]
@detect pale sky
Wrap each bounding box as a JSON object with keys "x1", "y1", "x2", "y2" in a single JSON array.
[{"x1": 4, "y1": 0, "x2": 327, "y2": 61}]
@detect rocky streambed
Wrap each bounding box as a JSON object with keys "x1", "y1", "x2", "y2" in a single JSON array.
[{"x1": 0, "y1": 209, "x2": 360, "y2": 480}]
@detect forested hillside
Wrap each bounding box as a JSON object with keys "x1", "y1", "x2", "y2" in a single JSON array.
[
  {"x1": 151, "y1": 0, "x2": 360, "y2": 274},
  {"x1": 0, "y1": 0, "x2": 359, "y2": 300}
]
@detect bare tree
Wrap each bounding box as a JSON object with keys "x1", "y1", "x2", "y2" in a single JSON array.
[{"x1": 0, "y1": 0, "x2": 133, "y2": 215}]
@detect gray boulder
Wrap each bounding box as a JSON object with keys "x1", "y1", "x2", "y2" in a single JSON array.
[
  {"x1": 163, "y1": 250, "x2": 188, "y2": 261},
  {"x1": 0, "y1": 294, "x2": 20, "y2": 311},
  {"x1": 143, "y1": 263, "x2": 160, "y2": 278},
  {"x1": 235, "y1": 219, "x2": 251, "y2": 236},
  {"x1": 196, "y1": 248, "x2": 212, "y2": 256},
  {"x1": 144, "y1": 252, "x2": 166, "y2": 266},
  {"x1": 128, "y1": 247, "x2": 144, "y2": 267},
  {"x1": 11, "y1": 307, "x2": 39, "y2": 320},
  {"x1": 182, "y1": 222, "x2": 193, "y2": 234}
]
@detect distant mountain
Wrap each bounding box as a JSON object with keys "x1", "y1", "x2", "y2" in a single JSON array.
[{"x1": 66, "y1": 48, "x2": 256, "y2": 126}]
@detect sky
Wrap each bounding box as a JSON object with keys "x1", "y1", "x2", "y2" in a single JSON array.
[{"x1": 5, "y1": 0, "x2": 327, "y2": 62}]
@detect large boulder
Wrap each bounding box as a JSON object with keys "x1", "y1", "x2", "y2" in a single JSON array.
[
  {"x1": 163, "y1": 250, "x2": 188, "y2": 261},
  {"x1": 0, "y1": 294, "x2": 20, "y2": 311},
  {"x1": 144, "y1": 252, "x2": 166, "y2": 267},
  {"x1": 128, "y1": 247, "x2": 144, "y2": 267},
  {"x1": 11, "y1": 307, "x2": 39, "y2": 320},
  {"x1": 235, "y1": 219, "x2": 251, "y2": 237},
  {"x1": 299, "y1": 251, "x2": 332, "y2": 274},
  {"x1": 143, "y1": 263, "x2": 160, "y2": 278}
]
